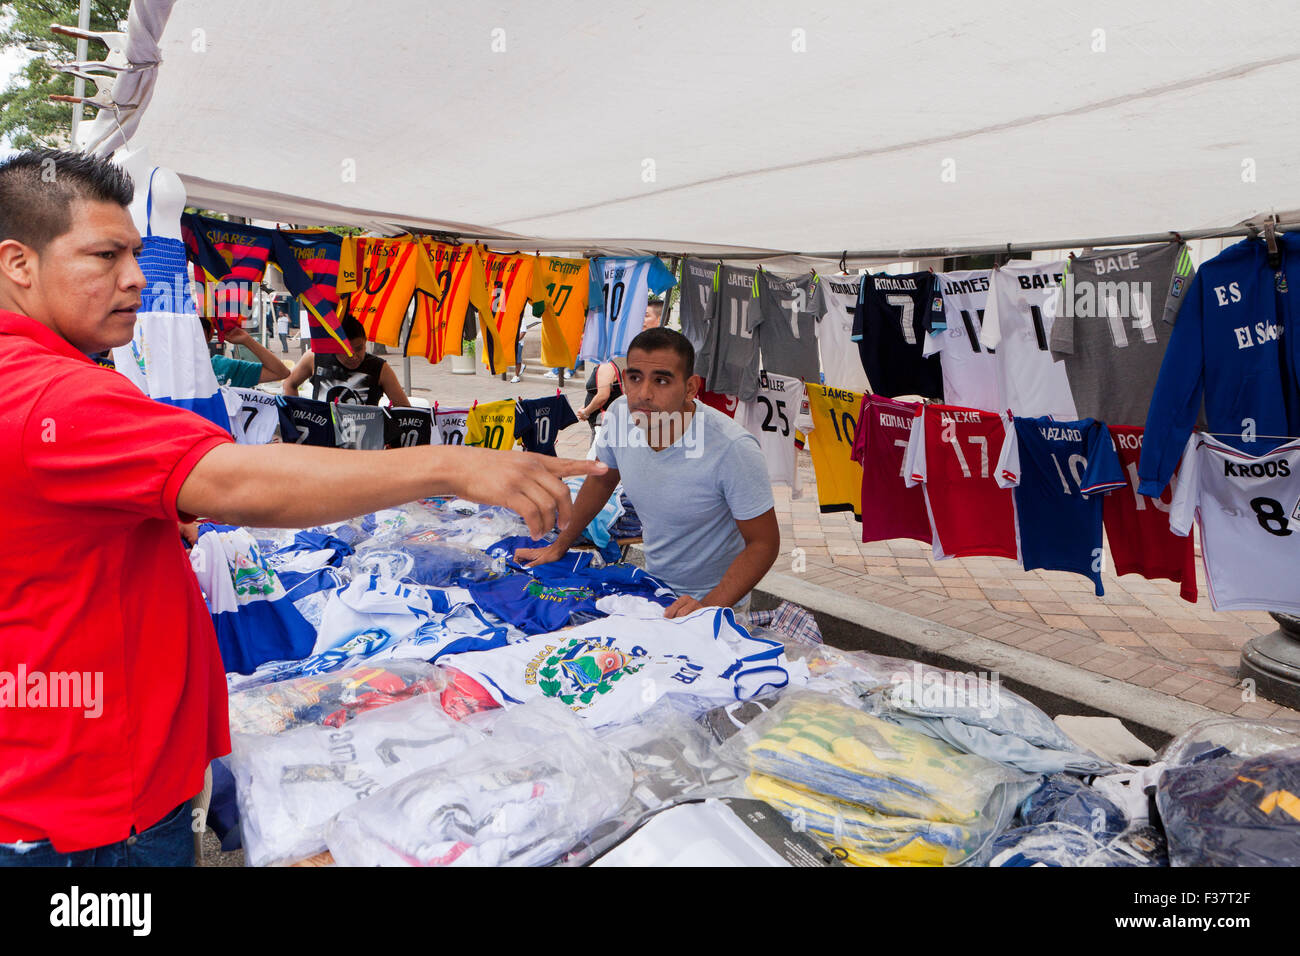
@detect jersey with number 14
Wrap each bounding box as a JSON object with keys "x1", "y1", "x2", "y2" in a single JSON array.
[
  {"x1": 803, "y1": 383, "x2": 864, "y2": 517},
  {"x1": 1170, "y1": 433, "x2": 1300, "y2": 612},
  {"x1": 904, "y1": 404, "x2": 1017, "y2": 559}
]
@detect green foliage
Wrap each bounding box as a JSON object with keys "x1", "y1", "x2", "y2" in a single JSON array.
[{"x1": 0, "y1": 1, "x2": 132, "y2": 148}]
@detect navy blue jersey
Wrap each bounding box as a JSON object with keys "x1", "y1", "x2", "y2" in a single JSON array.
[
  {"x1": 516, "y1": 395, "x2": 579, "y2": 455},
  {"x1": 278, "y1": 396, "x2": 336, "y2": 447},
  {"x1": 384, "y1": 406, "x2": 434, "y2": 448},
  {"x1": 996, "y1": 416, "x2": 1126, "y2": 595},
  {"x1": 853, "y1": 271, "x2": 945, "y2": 399}
]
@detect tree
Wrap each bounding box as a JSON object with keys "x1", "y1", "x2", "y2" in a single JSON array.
[{"x1": 0, "y1": 1, "x2": 131, "y2": 148}]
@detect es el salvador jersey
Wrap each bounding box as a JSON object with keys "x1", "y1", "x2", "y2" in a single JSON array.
[
  {"x1": 223, "y1": 387, "x2": 282, "y2": 444},
  {"x1": 927, "y1": 269, "x2": 998, "y2": 412},
  {"x1": 904, "y1": 404, "x2": 1017, "y2": 560},
  {"x1": 1170, "y1": 433, "x2": 1300, "y2": 613},
  {"x1": 580, "y1": 256, "x2": 677, "y2": 363},
  {"x1": 803, "y1": 383, "x2": 864, "y2": 517},
  {"x1": 850, "y1": 395, "x2": 930, "y2": 545},
  {"x1": 853, "y1": 271, "x2": 945, "y2": 399},
  {"x1": 735, "y1": 371, "x2": 802, "y2": 495},
  {"x1": 995, "y1": 417, "x2": 1126, "y2": 595},
  {"x1": 979, "y1": 260, "x2": 1077, "y2": 419}
]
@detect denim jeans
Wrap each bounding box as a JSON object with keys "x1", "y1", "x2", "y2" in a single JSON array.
[{"x1": 0, "y1": 801, "x2": 195, "y2": 867}]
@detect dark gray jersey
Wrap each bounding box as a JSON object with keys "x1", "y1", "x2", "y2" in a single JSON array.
[
  {"x1": 1050, "y1": 242, "x2": 1195, "y2": 426},
  {"x1": 753, "y1": 270, "x2": 820, "y2": 382},
  {"x1": 700, "y1": 265, "x2": 762, "y2": 400},
  {"x1": 678, "y1": 258, "x2": 718, "y2": 369}
]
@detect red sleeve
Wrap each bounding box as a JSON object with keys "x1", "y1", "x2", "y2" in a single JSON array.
[{"x1": 22, "y1": 367, "x2": 234, "y2": 521}]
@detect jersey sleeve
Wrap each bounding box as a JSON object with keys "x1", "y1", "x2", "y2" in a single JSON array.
[
  {"x1": 903, "y1": 411, "x2": 926, "y2": 487},
  {"x1": 587, "y1": 258, "x2": 605, "y2": 318},
  {"x1": 1080, "y1": 423, "x2": 1127, "y2": 495},
  {"x1": 211, "y1": 355, "x2": 263, "y2": 389},
  {"x1": 979, "y1": 272, "x2": 1004, "y2": 351},
  {"x1": 1138, "y1": 269, "x2": 1207, "y2": 497},
  {"x1": 647, "y1": 256, "x2": 677, "y2": 295},
  {"x1": 1048, "y1": 260, "x2": 1075, "y2": 357},
  {"x1": 336, "y1": 236, "x2": 360, "y2": 294},
  {"x1": 924, "y1": 274, "x2": 946, "y2": 333},
  {"x1": 555, "y1": 396, "x2": 579, "y2": 432},
  {"x1": 849, "y1": 395, "x2": 870, "y2": 465},
  {"x1": 1167, "y1": 435, "x2": 1201, "y2": 537},
  {"x1": 1162, "y1": 244, "x2": 1197, "y2": 324},
  {"x1": 23, "y1": 367, "x2": 234, "y2": 521},
  {"x1": 922, "y1": 327, "x2": 944, "y2": 358},
  {"x1": 592, "y1": 398, "x2": 623, "y2": 470},
  {"x1": 851, "y1": 280, "x2": 867, "y2": 343},
  {"x1": 995, "y1": 418, "x2": 1021, "y2": 488}
]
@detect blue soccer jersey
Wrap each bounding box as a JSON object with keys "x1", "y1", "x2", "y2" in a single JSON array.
[
  {"x1": 580, "y1": 256, "x2": 677, "y2": 362},
  {"x1": 996, "y1": 416, "x2": 1126, "y2": 594}
]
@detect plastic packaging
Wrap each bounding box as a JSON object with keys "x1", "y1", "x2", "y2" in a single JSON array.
[
  {"x1": 981, "y1": 821, "x2": 1166, "y2": 867},
  {"x1": 1018, "y1": 774, "x2": 1128, "y2": 839},
  {"x1": 229, "y1": 694, "x2": 485, "y2": 866},
  {"x1": 718, "y1": 691, "x2": 1037, "y2": 866},
  {"x1": 1156, "y1": 717, "x2": 1300, "y2": 867},
  {"x1": 324, "y1": 700, "x2": 632, "y2": 866},
  {"x1": 227, "y1": 660, "x2": 445, "y2": 736}
]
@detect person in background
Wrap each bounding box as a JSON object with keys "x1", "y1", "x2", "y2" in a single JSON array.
[
  {"x1": 200, "y1": 317, "x2": 291, "y2": 388},
  {"x1": 282, "y1": 313, "x2": 410, "y2": 406},
  {"x1": 575, "y1": 298, "x2": 664, "y2": 436},
  {"x1": 275, "y1": 300, "x2": 291, "y2": 352}
]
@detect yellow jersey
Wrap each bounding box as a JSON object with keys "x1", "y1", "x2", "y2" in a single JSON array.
[
  {"x1": 413, "y1": 241, "x2": 488, "y2": 363},
  {"x1": 530, "y1": 256, "x2": 592, "y2": 369},
  {"x1": 476, "y1": 249, "x2": 534, "y2": 374},
  {"x1": 465, "y1": 399, "x2": 518, "y2": 450},
  {"x1": 337, "y1": 236, "x2": 438, "y2": 349},
  {"x1": 804, "y1": 383, "x2": 865, "y2": 517}
]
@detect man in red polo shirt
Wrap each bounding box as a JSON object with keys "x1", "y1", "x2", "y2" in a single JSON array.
[{"x1": 0, "y1": 150, "x2": 603, "y2": 866}]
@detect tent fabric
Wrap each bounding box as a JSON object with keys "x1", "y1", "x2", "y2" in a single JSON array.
[{"x1": 84, "y1": 1, "x2": 1300, "y2": 256}]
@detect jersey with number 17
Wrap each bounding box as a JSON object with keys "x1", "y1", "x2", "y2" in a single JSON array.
[
  {"x1": 904, "y1": 404, "x2": 1018, "y2": 559},
  {"x1": 1170, "y1": 433, "x2": 1300, "y2": 613}
]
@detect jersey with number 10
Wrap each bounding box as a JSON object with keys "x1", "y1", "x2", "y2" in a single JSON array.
[
  {"x1": 466, "y1": 399, "x2": 518, "y2": 450},
  {"x1": 803, "y1": 384, "x2": 864, "y2": 517},
  {"x1": 905, "y1": 404, "x2": 1017, "y2": 559},
  {"x1": 851, "y1": 395, "x2": 930, "y2": 545},
  {"x1": 1170, "y1": 433, "x2": 1300, "y2": 613},
  {"x1": 995, "y1": 416, "x2": 1126, "y2": 595},
  {"x1": 580, "y1": 256, "x2": 677, "y2": 363}
]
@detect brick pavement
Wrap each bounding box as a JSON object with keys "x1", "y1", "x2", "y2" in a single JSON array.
[{"x1": 283, "y1": 336, "x2": 1300, "y2": 721}]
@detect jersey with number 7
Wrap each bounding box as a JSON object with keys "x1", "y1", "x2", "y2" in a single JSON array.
[{"x1": 904, "y1": 403, "x2": 1018, "y2": 560}]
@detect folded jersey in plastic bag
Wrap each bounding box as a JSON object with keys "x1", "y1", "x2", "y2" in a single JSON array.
[
  {"x1": 228, "y1": 660, "x2": 446, "y2": 736},
  {"x1": 1018, "y1": 774, "x2": 1129, "y2": 839},
  {"x1": 229, "y1": 694, "x2": 486, "y2": 866},
  {"x1": 436, "y1": 606, "x2": 796, "y2": 728},
  {"x1": 350, "y1": 537, "x2": 498, "y2": 588},
  {"x1": 982, "y1": 821, "x2": 1166, "y2": 867},
  {"x1": 324, "y1": 700, "x2": 631, "y2": 866},
  {"x1": 719, "y1": 692, "x2": 1036, "y2": 865}
]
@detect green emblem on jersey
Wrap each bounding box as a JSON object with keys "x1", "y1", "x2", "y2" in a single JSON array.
[{"x1": 536, "y1": 637, "x2": 645, "y2": 707}]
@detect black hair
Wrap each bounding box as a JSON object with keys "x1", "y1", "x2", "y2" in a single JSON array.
[
  {"x1": 199, "y1": 317, "x2": 213, "y2": 341},
  {"x1": 340, "y1": 314, "x2": 367, "y2": 341},
  {"x1": 0, "y1": 149, "x2": 135, "y2": 252},
  {"x1": 627, "y1": 326, "x2": 694, "y2": 378}
]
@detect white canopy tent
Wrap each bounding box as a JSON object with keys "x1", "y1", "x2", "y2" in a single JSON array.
[{"x1": 80, "y1": 0, "x2": 1300, "y2": 260}]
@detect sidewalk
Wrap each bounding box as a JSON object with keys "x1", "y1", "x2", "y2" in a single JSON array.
[{"x1": 337, "y1": 341, "x2": 1300, "y2": 722}]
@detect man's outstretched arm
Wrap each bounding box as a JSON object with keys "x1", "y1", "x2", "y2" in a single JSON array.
[{"x1": 178, "y1": 443, "x2": 607, "y2": 538}]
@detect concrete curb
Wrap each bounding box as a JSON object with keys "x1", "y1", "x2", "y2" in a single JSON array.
[{"x1": 755, "y1": 571, "x2": 1230, "y2": 748}]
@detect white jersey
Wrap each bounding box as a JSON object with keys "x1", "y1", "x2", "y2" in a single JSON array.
[
  {"x1": 811, "y1": 273, "x2": 870, "y2": 392},
  {"x1": 926, "y1": 269, "x2": 999, "y2": 412},
  {"x1": 979, "y1": 260, "x2": 1077, "y2": 419},
  {"x1": 435, "y1": 407, "x2": 469, "y2": 446},
  {"x1": 436, "y1": 606, "x2": 795, "y2": 729},
  {"x1": 735, "y1": 370, "x2": 803, "y2": 497},
  {"x1": 1170, "y1": 433, "x2": 1300, "y2": 613},
  {"x1": 223, "y1": 386, "x2": 282, "y2": 444}
]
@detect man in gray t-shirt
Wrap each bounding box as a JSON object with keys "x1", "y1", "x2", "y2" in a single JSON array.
[
  {"x1": 1050, "y1": 241, "x2": 1195, "y2": 426},
  {"x1": 517, "y1": 327, "x2": 778, "y2": 616},
  {"x1": 753, "y1": 269, "x2": 820, "y2": 382}
]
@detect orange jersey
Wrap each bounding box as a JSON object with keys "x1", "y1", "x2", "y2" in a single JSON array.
[
  {"x1": 337, "y1": 236, "x2": 438, "y2": 349},
  {"x1": 531, "y1": 256, "x2": 592, "y2": 369},
  {"x1": 413, "y1": 240, "x2": 488, "y2": 363},
  {"x1": 476, "y1": 249, "x2": 534, "y2": 374}
]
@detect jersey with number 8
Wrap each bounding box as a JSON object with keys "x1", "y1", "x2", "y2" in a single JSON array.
[{"x1": 1170, "y1": 433, "x2": 1300, "y2": 612}]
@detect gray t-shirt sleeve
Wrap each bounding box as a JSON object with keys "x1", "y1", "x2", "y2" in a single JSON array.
[
  {"x1": 719, "y1": 431, "x2": 775, "y2": 521},
  {"x1": 593, "y1": 398, "x2": 622, "y2": 470}
]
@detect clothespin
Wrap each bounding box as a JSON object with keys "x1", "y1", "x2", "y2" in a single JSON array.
[
  {"x1": 839, "y1": 251, "x2": 848, "y2": 274},
  {"x1": 556, "y1": 387, "x2": 562, "y2": 397},
  {"x1": 1170, "y1": 231, "x2": 1183, "y2": 245},
  {"x1": 433, "y1": 400, "x2": 438, "y2": 412},
  {"x1": 472, "y1": 399, "x2": 478, "y2": 410},
  {"x1": 1265, "y1": 217, "x2": 1281, "y2": 269}
]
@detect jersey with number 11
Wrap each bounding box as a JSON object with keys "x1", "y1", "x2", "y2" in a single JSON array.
[{"x1": 904, "y1": 403, "x2": 1018, "y2": 559}]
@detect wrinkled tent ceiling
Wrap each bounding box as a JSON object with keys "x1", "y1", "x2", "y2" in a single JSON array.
[{"x1": 84, "y1": 0, "x2": 1300, "y2": 257}]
